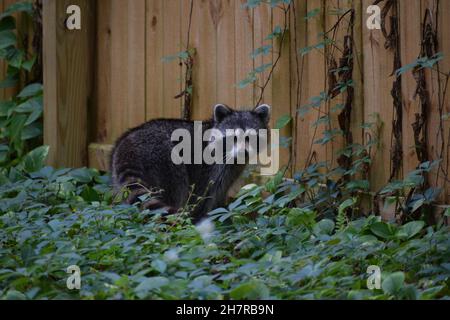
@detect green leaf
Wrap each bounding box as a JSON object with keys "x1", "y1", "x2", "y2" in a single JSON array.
[
  {"x1": 0, "y1": 2, "x2": 33, "y2": 20},
  {"x1": 370, "y1": 222, "x2": 396, "y2": 240},
  {"x1": 274, "y1": 114, "x2": 292, "y2": 129},
  {"x1": 70, "y1": 168, "x2": 98, "y2": 183},
  {"x1": 0, "y1": 30, "x2": 16, "y2": 49},
  {"x1": 0, "y1": 16, "x2": 16, "y2": 32},
  {"x1": 5, "y1": 290, "x2": 27, "y2": 300},
  {"x1": 313, "y1": 219, "x2": 335, "y2": 235},
  {"x1": 265, "y1": 25, "x2": 283, "y2": 40},
  {"x1": 230, "y1": 280, "x2": 270, "y2": 299},
  {"x1": 134, "y1": 276, "x2": 169, "y2": 298},
  {"x1": 21, "y1": 122, "x2": 42, "y2": 140},
  {"x1": 251, "y1": 44, "x2": 272, "y2": 58},
  {"x1": 243, "y1": 0, "x2": 263, "y2": 8},
  {"x1": 398, "y1": 221, "x2": 424, "y2": 240},
  {"x1": 338, "y1": 198, "x2": 356, "y2": 216},
  {"x1": 305, "y1": 8, "x2": 320, "y2": 20},
  {"x1": 19, "y1": 145, "x2": 49, "y2": 173},
  {"x1": 382, "y1": 272, "x2": 405, "y2": 295},
  {"x1": 17, "y1": 83, "x2": 43, "y2": 98},
  {"x1": 22, "y1": 55, "x2": 36, "y2": 72},
  {"x1": 151, "y1": 260, "x2": 167, "y2": 274}
]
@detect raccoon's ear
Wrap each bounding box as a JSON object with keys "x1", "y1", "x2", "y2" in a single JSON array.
[
  {"x1": 213, "y1": 104, "x2": 233, "y2": 122},
  {"x1": 253, "y1": 104, "x2": 271, "y2": 124}
]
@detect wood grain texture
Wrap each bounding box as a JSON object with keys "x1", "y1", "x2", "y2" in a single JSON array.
[
  {"x1": 439, "y1": 0, "x2": 450, "y2": 203},
  {"x1": 351, "y1": 0, "x2": 364, "y2": 148},
  {"x1": 216, "y1": 0, "x2": 236, "y2": 108},
  {"x1": 362, "y1": 0, "x2": 394, "y2": 192},
  {"x1": 324, "y1": 0, "x2": 346, "y2": 168},
  {"x1": 399, "y1": 0, "x2": 421, "y2": 179},
  {"x1": 297, "y1": 0, "x2": 327, "y2": 170},
  {"x1": 88, "y1": 142, "x2": 113, "y2": 172},
  {"x1": 420, "y1": 0, "x2": 444, "y2": 205},
  {"x1": 94, "y1": 0, "x2": 112, "y2": 144},
  {"x1": 43, "y1": 0, "x2": 95, "y2": 168},
  {"x1": 235, "y1": 0, "x2": 254, "y2": 109},
  {"x1": 145, "y1": 0, "x2": 164, "y2": 120},
  {"x1": 292, "y1": 0, "x2": 308, "y2": 173},
  {"x1": 161, "y1": 0, "x2": 182, "y2": 118},
  {"x1": 272, "y1": 6, "x2": 291, "y2": 169},
  {"x1": 253, "y1": 3, "x2": 272, "y2": 106},
  {"x1": 189, "y1": 0, "x2": 217, "y2": 120}
]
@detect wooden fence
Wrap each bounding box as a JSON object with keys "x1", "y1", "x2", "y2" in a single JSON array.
[{"x1": 4, "y1": 0, "x2": 448, "y2": 203}]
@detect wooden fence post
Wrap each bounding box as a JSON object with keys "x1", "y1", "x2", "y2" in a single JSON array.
[{"x1": 43, "y1": 0, "x2": 95, "y2": 168}]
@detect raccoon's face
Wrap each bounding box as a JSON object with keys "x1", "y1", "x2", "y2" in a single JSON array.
[{"x1": 212, "y1": 104, "x2": 271, "y2": 162}]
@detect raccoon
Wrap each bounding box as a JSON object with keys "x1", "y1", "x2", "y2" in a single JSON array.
[{"x1": 110, "y1": 104, "x2": 270, "y2": 223}]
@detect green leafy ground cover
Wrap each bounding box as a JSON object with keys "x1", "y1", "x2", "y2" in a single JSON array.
[{"x1": 0, "y1": 164, "x2": 449, "y2": 300}]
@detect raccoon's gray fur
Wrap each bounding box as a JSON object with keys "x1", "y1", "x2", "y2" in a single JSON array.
[{"x1": 110, "y1": 104, "x2": 270, "y2": 223}]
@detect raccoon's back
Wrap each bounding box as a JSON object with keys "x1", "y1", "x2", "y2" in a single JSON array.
[{"x1": 110, "y1": 119, "x2": 192, "y2": 187}]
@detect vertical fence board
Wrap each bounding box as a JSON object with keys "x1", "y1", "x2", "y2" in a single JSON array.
[
  {"x1": 324, "y1": 0, "x2": 346, "y2": 168},
  {"x1": 272, "y1": 6, "x2": 291, "y2": 169},
  {"x1": 190, "y1": 0, "x2": 217, "y2": 119},
  {"x1": 235, "y1": 0, "x2": 253, "y2": 109},
  {"x1": 399, "y1": 0, "x2": 421, "y2": 179},
  {"x1": 439, "y1": 0, "x2": 450, "y2": 203},
  {"x1": 162, "y1": 0, "x2": 182, "y2": 118},
  {"x1": 146, "y1": 0, "x2": 164, "y2": 120},
  {"x1": 94, "y1": 0, "x2": 112, "y2": 144},
  {"x1": 127, "y1": 0, "x2": 146, "y2": 128},
  {"x1": 216, "y1": 0, "x2": 236, "y2": 108},
  {"x1": 253, "y1": 3, "x2": 272, "y2": 107},
  {"x1": 351, "y1": 0, "x2": 364, "y2": 148},
  {"x1": 421, "y1": 0, "x2": 444, "y2": 205},
  {"x1": 298, "y1": 0, "x2": 327, "y2": 169},
  {"x1": 362, "y1": 0, "x2": 394, "y2": 192},
  {"x1": 43, "y1": 0, "x2": 94, "y2": 167},
  {"x1": 292, "y1": 0, "x2": 308, "y2": 172},
  {"x1": 109, "y1": 0, "x2": 128, "y2": 141}
]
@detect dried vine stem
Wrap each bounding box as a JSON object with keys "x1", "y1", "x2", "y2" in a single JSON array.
[
  {"x1": 32, "y1": 0, "x2": 43, "y2": 83},
  {"x1": 175, "y1": 0, "x2": 195, "y2": 120},
  {"x1": 254, "y1": 3, "x2": 291, "y2": 108}
]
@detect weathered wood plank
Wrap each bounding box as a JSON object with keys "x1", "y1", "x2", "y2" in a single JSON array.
[
  {"x1": 253, "y1": 2, "x2": 272, "y2": 107},
  {"x1": 88, "y1": 143, "x2": 113, "y2": 172},
  {"x1": 43, "y1": 0, "x2": 95, "y2": 168},
  {"x1": 189, "y1": 0, "x2": 217, "y2": 120},
  {"x1": 297, "y1": 0, "x2": 327, "y2": 170},
  {"x1": 272, "y1": 5, "x2": 291, "y2": 170},
  {"x1": 126, "y1": 0, "x2": 146, "y2": 128},
  {"x1": 216, "y1": 0, "x2": 236, "y2": 108},
  {"x1": 362, "y1": 0, "x2": 394, "y2": 192},
  {"x1": 94, "y1": 0, "x2": 112, "y2": 144},
  {"x1": 145, "y1": 0, "x2": 164, "y2": 120},
  {"x1": 161, "y1": 0, "x2": 182, "y2": 118},
  {"x1": 399, "y1": 0, "x2": 421, "y2": 179},
  {"x1": 235, "y1": 0, "x2": 254, "y2": 109},
  {"x1": 439, "y1": 0, "x2": 450, "y2": 203},
  {"x1": 292, "y1": 0, "x2": 308, "y2": 173}
]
